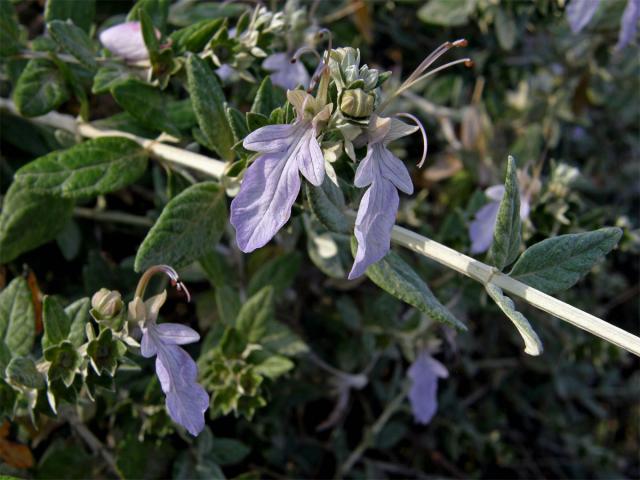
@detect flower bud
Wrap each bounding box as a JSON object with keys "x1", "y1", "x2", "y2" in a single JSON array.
[
  {"x1": 99, "y1": 22, "x2": 150, "y2": 62},
  {"x1": 340, "y1": 89, "x2": 375, "y2": 119},
  {"x1": 91, "y1": 288, "x2": 123, "y2": 321}
]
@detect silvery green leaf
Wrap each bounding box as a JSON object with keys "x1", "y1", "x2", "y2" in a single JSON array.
[
  {"x1": 509, "y1": 228, "x2": 623, "y2": 294},
  {"x1": 42, "y1": 296, "x2": 71, "y2": 349},
  {"x1": 7, "y1": 357, "x2": 45, "y2": 389},
  {"x1": 169, "y1": 18, "x2": 223, "y2": 54},
  {"x1": 236, "y1": 287, "x2": 273, "y2": 343},
  {"x1": 127, "y1": 0, "x2": 170, "y2": 32},
  {"x1": 251, "y1": 76, "x2": 285, "y2": 117},
  {"x1": 0, "y1": 184, "x2": 74, "y2": 263},
  {"x1": 305, "y1": 216, "x2": 351, "y2": 279},
  {"x1": 485, "y1": 283, "x2": 543, "y2": 356},
  {"x1": 12, "y1": 58, "x2": 70, "y2": 117},
  {"x1": 14, "y1": 137, "x2": 148, "y2": 199},
  {"x1": 489, "y1": 156, "x2": 521, "y2": 270},
  {"x1": 186, "y1": 55, "x2": 235, "y2": 161},
  {"x1": 0, "y1": 277, "x2": 35, "y2": 356},
  {"x1": 92, "y1": 63, "x2": 137, "y2": 94},
  {"x1": 65, "y1": 297, "x2": 90, "y2": 347},
  {"x1": 247, "y1": 252, "x2": 301, "y2": 298},
  {"x1": 351, "y1": 240, "x2": 466, "y2": 330},
  {"x1": 305, "y1": 178, "x2": 350, "y2": 234},
  {"x1": 48, "y1": 20, "x2": 96, "y2": 70},
  {"x1": 135, "y1": 182, "x2": 228, "y2": 272},
  {"x1": 45, "y1": 0, "x2": 95, "y2": 33}
]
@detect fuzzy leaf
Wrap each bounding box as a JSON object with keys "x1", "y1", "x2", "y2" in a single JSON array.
[
  {"x1": 247, "y1": 252, "x2": 301, "y2": 297},
  {"x1": 305, "y1": 179, "x2": 350, "y2": 234},
  {"x1": 236, "y1": 287, "x2": 274, "y2": 343},
  {"x1": 170, "y1": 18, "x2": 223, "y2": 54},
  {"x1": 352, "y1": 241, "x2": 466, "y2": 330},
  {"x1": 42, "y1": 296, "x2": 71, "y2": 349},
  {"x1": 509, "y1": 228, "x2": 623, "y2": 294},
  {"x1": 135, "y1": 182, "x2": 228, "y2": 272},
  {"x1": 45, "y1": 0, "x2": 95, "y2": 32},
  {"x1": 92, "y1": 63, "x2": 136, "y2": 94},
  {"x1": 186, "y1": 55, "x2": 234, "y2": 160},
  {"x1": 48, "y1": 19, "x2": 96, "y2": 70},
  {"x1": 65, "y1": 297, "x2": 90, "y2": 347},
  {"x1": 485, "y1": 283, "x2": 543, "y2": 356},
  {"x1": 489, "y1": 156, "x2": 521, "y2": 270},
  {"x1": 12, "y1": 58, "x2": 70, "y2": 117},
  {"x1": 14, "y1": 137, "x2": 148, "y2": 199},
  {"x1": 7, "y1": 357, "x2": 45, "y2": 389},
  {"x1": 0, "y1": 0, "x2": 22, "y2": 57},
  {"x1": 0, "y1": 184, "x2": 74, "y2": 263},
  {"x1": 0, "y1": 277, "x2": 35, "y2": 357},
  {"x1": 251, "y1": 76, "x2": 285, "y2": 117}
]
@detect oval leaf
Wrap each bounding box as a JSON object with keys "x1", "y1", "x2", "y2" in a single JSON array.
[
  {"x1": 12, "y1": 58, "x2": 70, "y2": 117},
  {"x1": 489, "y1": 156, "x2": 521, "y2": 270},
  {"x1": 0, "y1": 277, "x2": 35, "y2": 356}
]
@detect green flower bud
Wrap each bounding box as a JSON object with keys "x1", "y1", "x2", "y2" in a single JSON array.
[
  {"x1": 91, "y1": 288, "x2": 123, "y2": 321},
  {"x1": 340, "y1": 89, "x2": 375, "y2": 119}
]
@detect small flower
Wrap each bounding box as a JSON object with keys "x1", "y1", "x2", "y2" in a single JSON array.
[
  {"x1": 407, "y1": 352, "x2": 448, "y2": 425},
  {"x1": 616, "y1": 0, "x2": 640, "y2": 51},
  {"x1": 348, "y1": 115, "x2": 421, "y2": 279},
  {"x1": 231, "y1": 90, "x2": 332, "y2": 252},
  {"x1": 99, "y1": 21, "x2": 150, "y2": 62},
  {"x1": 566, "y1": 0, "x2": 601, "y2": 34},
  {"x1": 133, "y1": 291, "x2": 209, "y2": 436},
  {"x1": 262, "y1": 53, "x2": 310, "y2": 90},
  {"x1": 468, "y1": 184, "x2": 531, "y2": 255}
]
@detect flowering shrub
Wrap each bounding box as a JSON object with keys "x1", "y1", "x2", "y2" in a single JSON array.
[{"x1": 0, "y1": 0, "x2": 638, "y2": 478}]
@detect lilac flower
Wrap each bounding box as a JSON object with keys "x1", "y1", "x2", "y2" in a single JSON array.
[
  {"x1": 566, "y1": 0, "x2": 601, "y2": 34},
  {"x1": 133, "y1": 291, "x2": 209, "y2": 436},
  {"x1": 408, "y1": 352, "x2": 449, "y2": 425},
  {"x1": 230, "y1": 90, "x2": 332, "y2": 252},
  {"x1": 616, "y1": 0, "x2": 640, "y2": 51},
  {"x1": 99, "y1": 21, "x2": 150, "y2": 62},
  {"x1": 262, "y1": 53, "x2": 310, "y2": 90},
  {"x1": 469, "y1": 184, "x2": 531, "y2": 254},
  {"x1": 348, "y1": 115, "x2": 419, "y2": 279}
]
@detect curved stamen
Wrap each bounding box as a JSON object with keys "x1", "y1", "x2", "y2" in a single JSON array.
[
  {"x1": 291, "y1": 46, "x2": 323, "y2": 64},
  {"x1": 135, "y1": 264, "x2": 191, "y2": 302},
  {"x1": 395, "y1": 112, "x2": 428, "y2": 168}
]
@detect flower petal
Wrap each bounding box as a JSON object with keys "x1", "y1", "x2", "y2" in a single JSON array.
[
  {"x1": 354, "y1": 147, "x2": 378, "y2": 188},
  {"x1": 379, "y1": 145, "x2": 414, "y2": 195},
  {"x1": 230, "y1": 151, "x2": 301, "y2": 252},
  {"x1": 566, "y1": 0, "x2": 601, "y2": 33},
  {"x1": 295, "y1": 129, "x2": 325, "y2": 186},
  {"x1": 616, "y1": 0, "x2": 640, "y2": 51},
  {"x1": 383, "y1": 118, "x2": 419, "y2": 144},
  {"x1": 99, "y1": 22, "x2": 149, "y2": 62},
  {"x1": 349, "y1": 180, "x2": 399, "y2": 279},
  {"x1": 408, "y1": 352, "x2": 448, "y2": 425},
  {"x1": 243, "y1": 123, "x2": 295, "y2": 153},
  {"x1": 485, "y1": 184, "x2": 505, "y2": 201},
  {"x1": 469, "y1": 200, "x2": 500, "y2": 254},
  {"x1": 264, "y1": 53, "x2": 310, "y2": 90},
  {"x1": 140, "y1": 329, "x2": 157, "y2": 358},
  {"x1": 155, "y1": 323, "x2": 200, "y2": 345}
]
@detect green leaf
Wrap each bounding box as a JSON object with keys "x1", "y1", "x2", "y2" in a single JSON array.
[
  {"x1": 48, "y1": 19, "x2": 96, "y2": 70},
  {"x1": 236, "y1": 287, "x2": 274, "y2": 343},
  {"x1": 92, "y1": 63, "x2": 136, "y2": 94},
  {"x1": 253, "y1": 355, "x2": 294, "y2": 380},
  {"x1": 170, "y1": 18, "x2": 224, "y2": 54},
  {"x1": 0, "y1": 277, "x2": 35, "y2": 356},
  {"x1": 0, "y1": 0, "x2": 23, "y2": 57},
  {"x1": 65, "y1": 297, "x2": 90, "y2": 347},
  {"x1": 305, "y1": 178, "x2": 350, "y2": 234},
  {"x1": 169, "y1": 1, "x2": 246, "y2": 27},
  {"x1": 111, "y1": 79, "x2": 181, "y2": 136},
  {"x1": 489, "y1": 156, "x2": 521, "y2": 270},
  {"x1": 87, "y1": 328, "x2": 125, "y2": 376},
  {"x1": 262, "y1": 322, "x2": 308, "y2": 356},
  {"x1": 305, "y1": 217, "x2": 351, "y2": 279},
  {"x1": 45, "y1": 0, "x2": 95, "y2": 32},
  {"x1": 128, "y1": 0, "x2": 170, "y2": 32},
  {"x1": 7, "y1": 357, "x2": 45, "y2": 389},
  {"x1": 0, "y1": 379, "x2": 17, "y2": 417},
  {"x1": 14, "y1": 137, "x2": 148, "y2": 199},
  {"x1": 209, "y1": 437, "x2": 250, "y2": 466},
  {"x1": 248, "y1": 252, "x2": 301, "y2": 297},
  {"x1": 139, "y1": 9, "x2": 160, "y2": 61},
  {"x1": 186, "y1": 55, "x2": 235, "y2": 161},
  {"x1": 418, "y1": 0, "x2": 476, "y2": 26},
  {"x1": 353, "y1": 242, "x2": 466, "y2": 330},
  {"x1": 42, "y1": 296, "x2": 71, "y2": 349},
  {"x1": 225, "y1": 105, "x2": 249, "y2": 144},
  {"x1": 135, "y1": 182, "x2": 228, "y2": 272},
  {"x1": 215, "y1": 285, "x2": 241, "y2": 324},
  {"x1": 485, "y1": 283, "x2": 543, "y2": 356},
  {"x1": 246, "y1": 112, "x2": 269, "y2": 132},
  {"x1": 509, "y1": 228, "x2": 623, "y2": 294},
  {"x1": 12, "y1": 58, "x2": 70, "y2": 117},
  {"x1": 251, "y1": 76, "x2": 285, "y2": 117},
  {"x1": 0, "y1": 183, "x2": 74, "y2": 263},
  {"x1": 494, "y1": 8, "x2": 516, "y2": 51},
  {"x1": 44, "y1": 341, "x2": 81, "y2": 387}
]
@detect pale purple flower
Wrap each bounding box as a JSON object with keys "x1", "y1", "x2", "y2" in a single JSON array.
[
  {"x1": 616, "y1": 0, "x2": 640, "y2": 51},
  {"x1": 469, "y1": 184, "x2": 531, "y2": 254},
  {"x1": 136, "y1": 292, "x2": 209, "y2": 436},
  {"x1": 566, "y1": 0, "x2": 601, "y2": 33},
  {"x1": 263, "y1": 53, "x2": 310, "y2": 90},
  {"x1": 230, "y1": 90, "x2": 332, "y2": 252},
  {"x1": 348, "y1": 115, "x2": 419, "y2": 279},
  {"x1": 99, "y1": 21, "x2": 150, "y2": 62},
  {"x1": 408, "y1": 352, "x2": 448, "y2": 425}
]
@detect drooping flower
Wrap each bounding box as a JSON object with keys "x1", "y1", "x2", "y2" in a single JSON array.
[
  {"x1": 407, "y1": 352, "x2": 449, "y2": 425},
  {"x1": 348, "y1": 115, "x2": 422, "y2": 279},
  {"x1": 231, "y1": 89, "x2": 332, "y2": 252},
  {"x1": 566, "y1": 0, "x2": 601, "y2": 34},
  {"x1": 99, "y1": 22, "x2": 149, "y2": 62},
  {"x1": 263, "y1": 52, "x2": 310, "y2": 90},
  {"x1": 468, "y1": 183, "x2": 531, "y2": 255},
  {"x1": 130, "y1": 290, "x2": 209, "y2": 436}
]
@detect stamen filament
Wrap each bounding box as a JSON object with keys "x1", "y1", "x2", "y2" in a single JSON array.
[
  {"x1": 135, "y1": 265, "x2": 191, "y2": 302},
  {"x1": 397, "y1": 58, "x2": 473, "y2": 96},
  {"x1": 395, "y1": 112, "x2": 428, "y2": 168}
]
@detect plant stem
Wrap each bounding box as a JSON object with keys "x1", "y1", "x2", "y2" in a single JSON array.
[
  {"x1": 1, "y1": 97, "x2": 638, "y2": 357},
  {"x1": 74, "y1": 207, "x2": 154, "y2": 227}
]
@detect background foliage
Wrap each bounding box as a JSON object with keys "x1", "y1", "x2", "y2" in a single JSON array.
[{"x1": 0, "y1": 0, "x2": 638, "y2": 478}]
